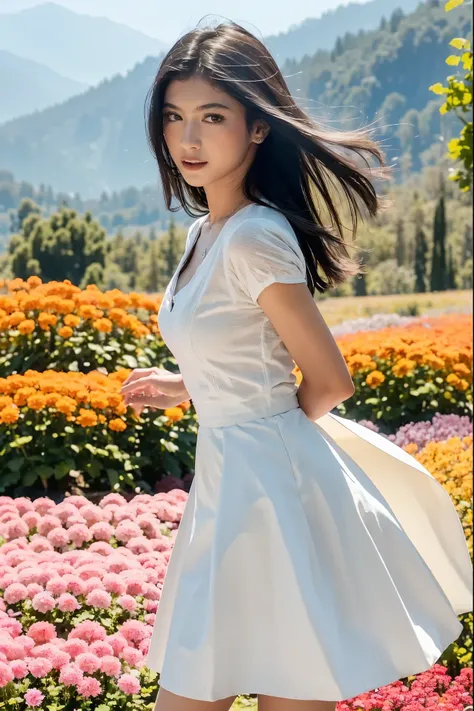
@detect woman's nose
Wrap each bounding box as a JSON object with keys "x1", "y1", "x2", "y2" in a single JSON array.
[{"x1": 180, "y1": 121, "x2": 201, "y2": 149}]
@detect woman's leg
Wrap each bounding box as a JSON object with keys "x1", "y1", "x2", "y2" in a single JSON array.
[
  {"x1": 258, "y1": 695, "x2": 337, "y2": 711},
  {"x1": 153, "y1": 686, "x2": 238, "y2": 711}
]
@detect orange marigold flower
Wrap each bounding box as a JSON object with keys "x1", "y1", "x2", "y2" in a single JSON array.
[
  {"x1": 89, "y1": 391, "x2": 109, "y2": 409},
  {"x1": 27, "y1": 276, "x2": 43, "y2": 288},
  {"x1": 78, "y1": 304, "x2": 103, "y2": 320},
  {"x1": 98, "y1": 414, "x2": 107, "y2": 424},
  {"x1": 455, "y1": 379, "x2": 470, "y2": 392},
  {"x1": 164, "y1": 407, "x2": 184, "y2": 423},
  {"x1": 0, "y1": 395, "x2": 13, "y2": 409},
  {"x1": 366, "y1": 370, "x2": 386, "y2": 388},
  {"x1": 58, "y1": 326, "x2": 73, "y2": 339},
  {"x1": 0, "y1": 404, "x2": 20, "y2": 424},
  {"x1": 109, "y1": 418, "x2": 127, "y2": 432},
  {"x1": 93, "y1": 317, "x2": 113, "y2": 333},
  {"x1": 107, "y1": 393, "x2": 123, "y2": 408},
  {"x1": 64, "y1": 314, "x2": 81, "y2": 328},
  {"x1": 453, "y1": 363, "x2": 471, "y2": 379},
  {"x1": 55, "y1": 396, "x2": 77, "y2": 415},
  {"x1": 38, "y1": 312, "x2": 58, "y2": 331},
  {"x1": 27, "y1": 394, "x2": 48, "y2": 411},
  {"x1": 18, "y1": 319, "x2": 35, "y2": 335},
  {"x1": 392, "y1": 358, "x2": 416, "y2": 377},
  {"x1": 13, "y1": 387, "x2": 37, "y2": 406},
  {"x1": 425, "y1": 354, "x2": 445, "y2": 370},
  {"x1": 113, "y1": 402, "x2": 127, "y2": 416},
  {"x1": 8, "y1": 311, "x2": 27, "y2": 327},
  {"x1": 76, "y1": 408, "x2": 99, "y2": 427}
]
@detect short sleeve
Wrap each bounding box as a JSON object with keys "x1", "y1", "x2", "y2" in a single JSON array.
[{"x1": 226, "y1": 218, "x2": 307, "y2": 304}]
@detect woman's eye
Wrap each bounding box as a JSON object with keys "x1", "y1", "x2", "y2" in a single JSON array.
[
  {"x1": 163, "y1": 112, "x2": 180, "y2": 122},
  {"x1": 204, "y1": 114, "x2": 225, "y2": 123}
]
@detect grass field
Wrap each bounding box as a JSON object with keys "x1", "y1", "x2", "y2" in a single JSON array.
[{"x1": 316, "y1": 290, "x2": 472, "y2": 326}]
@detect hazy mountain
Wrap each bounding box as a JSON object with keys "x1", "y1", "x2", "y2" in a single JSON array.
[
  {"x1": 0, "y1": 2, "x2": 168, "y2": 85},
  {"x1": 0, "y1": 1, "x2": 470, "y2": 196},
  {"x1": 265, "y1": 0, "x2": 423, "y2": 61},
  {"x1": 0, "y1": 50, "x2": 88, "y2": 123}
]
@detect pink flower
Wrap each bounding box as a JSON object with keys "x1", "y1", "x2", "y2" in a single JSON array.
[
  {"x1": 47, "y1": 527, "x2": 69, "y2": 548},
  {"x1": 0, "y1": 660, "x2": 14, "y2": 687},
  {"x1": 22, "y1": 511, "x2": 41, "y2": 530},
  {"x1": 26, "y1": 583, "x2": 44, "y2": 599},
  {"x1": 99, "y1": 493, "x2": 127, "y2": 507},
  {"x1": 4, "y1": 639, "x2": 26, "y2": 661},
  {"x1": 107, "y1": 633, "x2": 128, "y2": 655},
  {"x1": 83, "y1": 577, "x2": 105, "y2": 595},
  {"x1": 31, "y1": 591, "x2": 56, "y2": 613},
  {"x1": 89, "y1": 541, "x2": 114, "y2": 556},
  {"x1": 144, "y1": 614, "x2": 156, "y2": 627},
  {"x1": 11, "y1": 659, "x2": 28, "y2": 678},
  {"x1": 77, "y1": 676, "x2": 102, "y2": 698},
  {"x1": 144, "y1": 599, "x2": 158, "y2": 613},
  {"x1": 54, "y1": 503, "x2": 78, "y2": 523},
  {"x1": 57, "y1": 593, "x2": 81, "y2": 613},
  {"x1": 27, "y1": 622, "x2": 56, "y2": 644},
  {"x1": 4, "y1": 582, "x2": 28, "y2": 604},
  {"x1": 24, "y1": 689, "x2": 45, "y2": 707},
  {"x1": 63, "y1": 575, "x2": 85, "y2": 596},
  {"x1": 100, "y1": 655, "x2": 122, "y2": 677},
  {"x1": 76, "y1": 652, "x2": 101, "y2": 674},
  {"x1": 5, "y1": 518, "x2": 29, "y2": 539},
  {"x1": 89, "y1": 522, "x2": 114, "y2": 541},
  {"x1": 89, "y1": 640, "x2": 114, "y2": 657},
  {"x1": 118, "y1": 673, "x2": 141, "y2": 695},
  {"x1": 29, "y1": 536, "x2": 53, "y2": 553},
  {"x1": 139, "y1": 638, "x2": 150, "y2": 655},
  {"x1": 120, "y1": 620, "x2": 149, "y2": 645},
  {"x1": 27, "y1": 656, "x2": 53, "y2": 677},
  {"x1": 120, "y1": 646, "x2": 144, "y2": 668},
  {"x1": 0, "y1": 618, "x2": 22, "y2": 637},
  {"x1": 69, "y1": 620, "x2": 106, "y2": 643},
  {"x1": 63, "y1": 638, "x2": 88, "y2": 658},
  {"x1": 14, "y1": 497, "x2": 34, "y2": 515},
  {"x1": 117, "y1": 594, "x2": 137, "y2": 613},
  {"x1": 103, "y1": 573, "x2": 126, "y2": 595},
  {"x1": 59, "y1": 663, "x2": 84, "y2": 686},
  {"x1": 18, "y1": 636, "x2": 35, "y2": 652},
  {"x1": 68, "y1": 524, "x2": 92, "y2": 546},
  {"x1": 80, "y1": 505, "x2": 104, "y2": 525},
  {"x1": 32, "y1": 498, "x2": 55, "y2": 515},
  {"x1": 85, "y1": 589, "x2": 111, "y2": 609},
  {"x1": 127, "y1": 536, "x2": 153, "y2": 554},
  {"x1": 64, "y1": 495, "x2": 89, "y2": 509},
  {"x1": 46, "y1": 577, "x2": 68, "y2": 596},
  {"x1": 37, "y1": 515, "x2": 62, "y2": 536},
  {"x1": 115, "y1": 521, "x2": 141, "y2": 543},
  {"x1": 125, "y1": 577, "x2": 146, "y2": 597}
]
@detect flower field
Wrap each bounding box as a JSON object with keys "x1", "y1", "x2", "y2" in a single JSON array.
[{"x1": 0, "y1": 276, "x2": 473, "y2": 709}]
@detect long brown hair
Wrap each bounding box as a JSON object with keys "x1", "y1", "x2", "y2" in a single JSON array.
[{"x1": 145, "y1": 20, "x2": 392, "y2": 294}]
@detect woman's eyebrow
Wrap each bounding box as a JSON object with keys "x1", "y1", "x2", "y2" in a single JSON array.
[{"x1": 163, "y1": 102, "x2": 232, "y2": 111}]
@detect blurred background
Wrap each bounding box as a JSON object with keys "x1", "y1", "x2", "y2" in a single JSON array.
[{"x1": 0, "y1": 0, "x2": 472, "y2": 314}]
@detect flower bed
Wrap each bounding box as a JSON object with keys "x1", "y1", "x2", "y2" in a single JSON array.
[
  {"x1": 295, "y1": 315, "x2": 473, "y2": 431},
  {"x1": 0, "y1": 481, "x2": 472, "y2": 709},
  {"x1": 0, "y1": 369, "x2": 196, "y2": 498},
  {"x1": 0, "y1": 277, "x2": 167, "y2": 376}
]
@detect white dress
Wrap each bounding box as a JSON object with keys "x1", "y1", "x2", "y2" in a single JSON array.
[{"x1": 146, "y1": 202, "x2": 472, "y2": 702}]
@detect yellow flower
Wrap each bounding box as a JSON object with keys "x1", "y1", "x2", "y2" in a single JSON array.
[{"x1": 446, "y1": 373, "x2": 460, "y2": 385}]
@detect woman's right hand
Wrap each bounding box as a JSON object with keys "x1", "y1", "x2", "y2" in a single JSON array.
[{"x1": 120, "y1": 367, "x2": 188, "y2": 416}]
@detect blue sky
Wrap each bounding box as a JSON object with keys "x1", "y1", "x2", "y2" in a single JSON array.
[{"x1": 0, "y1": 0, "x2": 354, "y2": 42}]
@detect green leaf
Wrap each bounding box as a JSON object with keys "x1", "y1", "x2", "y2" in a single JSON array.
[{"x1": 7, "y1": 458, "x2": 24, "y2": 472}]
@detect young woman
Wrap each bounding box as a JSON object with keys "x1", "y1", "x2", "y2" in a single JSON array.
[{"x1": 120, "y1": 20, "x2": 472, "y2": 711}]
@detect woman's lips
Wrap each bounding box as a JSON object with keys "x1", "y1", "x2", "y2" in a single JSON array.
[{"x1": 181, "y1": 159, "x2": 208, "y2": 171}]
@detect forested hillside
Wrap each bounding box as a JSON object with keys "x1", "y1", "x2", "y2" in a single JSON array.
[{"x1": 0, "y1": 1, "x2": 470, "y2": 196}]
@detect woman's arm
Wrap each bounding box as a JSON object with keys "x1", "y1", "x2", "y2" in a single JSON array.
[{"x1": 257, "y1": 281, "x2": 355, "y2": 421}]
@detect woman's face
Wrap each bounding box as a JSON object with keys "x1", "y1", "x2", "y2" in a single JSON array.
[{"x1": 162, "y1": 75, "x2": 266, "y2": 189}]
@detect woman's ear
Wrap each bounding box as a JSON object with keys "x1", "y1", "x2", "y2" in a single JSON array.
[{"x1": 251, "y1": 120, "x2": 270, "y2": 144}]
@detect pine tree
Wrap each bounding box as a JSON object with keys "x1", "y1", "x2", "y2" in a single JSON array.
[
  {"x1": 430, "y1": 189, "x2": 447, "y2": 291},
  {"x1": 395, "y1": 218, "x2": 406, "y2": 266},
  {"x1": 414, "y1": 209, "x2": 428, "y2": 293},
  {"x1": 462, "y1": 224, "x2": 473, "y2": 262}
]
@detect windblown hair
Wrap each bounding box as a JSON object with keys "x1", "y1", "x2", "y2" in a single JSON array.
[{"x1": 145, "y1": 20, "x2": 393, "y2": 294}]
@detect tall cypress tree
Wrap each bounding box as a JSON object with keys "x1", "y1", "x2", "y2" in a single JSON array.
[
  {"x1": 430, "y1": 189, "x2": 447, "y2": 291},
  {"x1": 414, "y1": 208, "x2": 428, "y2": 293},
  {"x1": 395, "y1": 218, "x2": 406, "y2": 266},
  {"x1": 446, "y1": 245, "x2": 457, "y2": 290}
]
